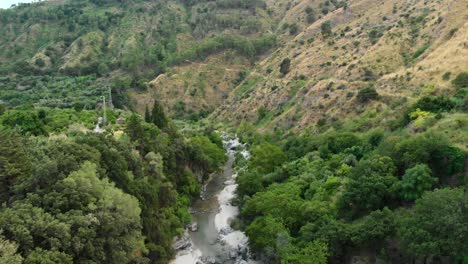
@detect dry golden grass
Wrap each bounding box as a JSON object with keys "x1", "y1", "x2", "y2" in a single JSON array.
[{"x1": 212, "y1": 0, "x2": 468, "y2": 131}]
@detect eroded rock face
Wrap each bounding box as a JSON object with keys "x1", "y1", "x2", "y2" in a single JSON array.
[{"x1": 172, "y1": 231, "x2": 192, "y2": 251}]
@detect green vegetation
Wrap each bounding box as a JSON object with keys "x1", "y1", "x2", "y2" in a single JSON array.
[
  {"x1": 0, "y1": 107, "x2": 226, "y2": 263},
  {"x1": 234, "y1": 100, "x2": 467, "y2": 263},
  {"x1": 452, "y1": 72, "x2": 468, "y2": 88},
  {"x1": 357, "y1": 87, "x2": 379, "y2": 102},
  {"x1": 280, "y1": 58, "x2": 291, "y2": 75},
  {"x1": 0, "y1": 0, "x2": 276, "y2": 111},
  {"x1": 1, "y1": 1, "x2": 467, "y2": 264},
  {"x1": 321, "y1": 21, "x2": 333, "y2": 38}
]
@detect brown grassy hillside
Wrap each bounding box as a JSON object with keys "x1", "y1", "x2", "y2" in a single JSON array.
[{"x1": 211, "y1": 0, "x2": 468, "y2": 132}]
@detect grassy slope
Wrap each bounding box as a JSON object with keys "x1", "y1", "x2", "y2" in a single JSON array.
[{"x1": 211, "y1": 0, "x2": 467, "y2": 145}]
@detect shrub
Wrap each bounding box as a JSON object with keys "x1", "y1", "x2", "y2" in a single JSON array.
[
  {"x1": 412, "y1": 96, "x2": 455, "y2": 113},
  {"x1": 452, "y1": 72, "x2": 468, "y2": 88},
  {"x1": 357, "y1": 87, "x2": 379, "y2": 102},
  {"x1": 289, "y1": 23, "x2": 299, "y2": 35},
  {"x1": 280, "y1": 58, "x2": 291, "y2": 75},
  {"x1": 442, "y1": 72, "x2": 451, "y2": 81},
  {"x1": 321, "y1": 21, "x2": 332, "y2": 37}
]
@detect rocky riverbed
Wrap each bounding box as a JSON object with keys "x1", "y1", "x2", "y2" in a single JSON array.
[{"x1": 171, "y1": 135, "x2": 258, "y2": 264}]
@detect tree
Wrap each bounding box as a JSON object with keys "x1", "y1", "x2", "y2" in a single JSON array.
[
  {"x1": 246, "y1": 215, "x2": 290, "y2": 252},
  {"x1": 281, "y1": 241, "x2": 329, "y2": 264},
  {"x1": 1, "y1": 111, "x2": 47, "y2": 136},
  {"x1": 451, "y1": 72, "x2": 468, "y2": 88},
  {"x1": 49, "y1": 162, "x2": 146, "y2": 263},
  {"x1": 321, "y1": 21, "x2": 332, "y2": 37},
  {"x1": 237, "y1": 170, "x2": 264, "y2": 198},
  {"x1": 144, "y1": 105, "x2": 151, "y2": 123},
  {"x1": 150, "y1": 100, "x2": 168, "y2": 129},
  {"x1": 349, "y1": 208, "x2": 395, "y2": 247},
  {"x1": 188, "y1": 136, "x2": 227, "y2": 175},
  {"x1": 398, "y1": 188, "x2": 467, "y2": 258},
  {"x1": 357, "y1": 87, "x2": 379, "y2": 103},
  {"x1": 412, "y1": 96, "x2": 455, "y2": 113},
  {"x1": 0, "y1": 130, "x2": 31, "y2": 204},
  {"x1": 395, "y1": 164, "x2": 437, "y2": 201},
  {"x1": 0, "y1": 234, "x2": 23, "y2": 264},
  {"x1": 24, "y1": 248, "x2": 72, "y2": 264},
  {"x1": 340, "y1": 156, "x2": 398, "y2": 215},
  {"x1": 250, "y1": 143, "x2": 287, "y2": 174},
  {"x1": 280, "y1": 58, "x2": 291, "y2": 75}
]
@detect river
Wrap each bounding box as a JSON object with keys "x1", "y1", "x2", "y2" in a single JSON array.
[{"x1": 172, "y1": 136, "x2": 257, "y2": 264}]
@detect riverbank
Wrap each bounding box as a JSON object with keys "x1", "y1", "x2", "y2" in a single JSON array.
[{"x1": 172, "y1": 135, "x2": 257, "y2": 264}]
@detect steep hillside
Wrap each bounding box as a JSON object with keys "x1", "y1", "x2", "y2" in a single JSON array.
[
  {"x1": 0, "y1": 0, "x2": 277, "y2": 113},
  {"x1": 212, "y1": 0, "x2": 467, "y2": 135}
]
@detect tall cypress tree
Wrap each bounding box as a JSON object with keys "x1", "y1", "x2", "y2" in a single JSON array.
[
  {"x1": 144, "y1": 105, "x2": 151, "y2": 123},
  {"x1": 150, "y1": 100, "x2": 167, "y2": 129}
]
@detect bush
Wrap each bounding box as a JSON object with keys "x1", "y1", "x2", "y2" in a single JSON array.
[
  {"x1": 412, "y1": 96, "x2": 455, "y2": 113},
  {"x1": 321, "y1": 21, "x2": 332, "y2": 37},
  {"x1": 280, "y1": 58, "x2": 291, "y2": 75},
  {"x1": 357, "y1": 87, "x2": 379, "y2": 103},
  {"x1": 452, "y1": 72, "x2": 468, "y2": 88},
  {"x1": 442, "y1": 72, "x2": 451, "y2": 81}
]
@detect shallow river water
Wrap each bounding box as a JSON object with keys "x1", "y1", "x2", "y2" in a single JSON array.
[{"x1": 172, "y1": 137, "x2": 258, "y2": 264}]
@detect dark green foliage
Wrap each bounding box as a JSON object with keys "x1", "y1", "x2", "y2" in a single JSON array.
[
  {"x1": 0, "y1": 109, "x2": 225, "y2": 263},
  {"x1": 305, "y1": 7, "x2": 316, "y2": 23},
  {"x1": 412, "y1": 96, "x2": 455, "y2": 113},
  {"x1": 368, "y1": 28, "x2": 383, "y2": 44},
  {"x1": 398, "y1": 188, "x2": 467, "y2": 258},
  {"x1": 289, "y1": 23, "x2": 299, "y2": 35},
  {"x1": 326, "y1": 132, "x2": 362, "y2": 154},
  {"x1": 348, "y1": 208, "x2": 396, "y2": 247},
  {"x1": 357, "y1": 87, "x2": 379, "y2": 102},
  {"x1": 321, "y1": 21, "x2": 332, "y2": 37},
  {"x1": 280, "y1": 58, "x2": 291, "y2": 75},
  {"x1": 149, "y1": 100, "x2": 168, "y2": 129},
  {"x1": 442, "y1": 72, "x2": 451, "y2": 81},
  {"x1": 452, "y1": 72, "x2": 468, "y2": 88},
  {"x1": 0, "y1": 130, "x2": 31, "y2": 204},
  {"x1": 340, "y1": 155, "x2": 398, "y2": 215},
  {"x1": 1, "y1": 110, "x2": 47, "y2": 136}
]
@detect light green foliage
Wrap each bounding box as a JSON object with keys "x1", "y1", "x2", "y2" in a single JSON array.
[
  {"x1": 246, "y1": 215, "x2": 290, "y2": 252},
  {"x1": 0, "y1": 234, "x2": 23, "y2": 264},
  {"x1": 188, "y1": 135, "x2": 227, "y2": 175},
  {"x1": 395, "y1": 164, "x2": 437, "y2": 201},
  {"x1": 250, "y1": 143, "x2": 287, "y2": 173},
  {"x1": 237, "y1": 170, "x2": 264, "y2": 197},
  {"x1": 281, "y1": 241, "x2": 329, "y2": 264},
  {"x1": 243, "y1": 182, "x2": 304, "y2": 230}
]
